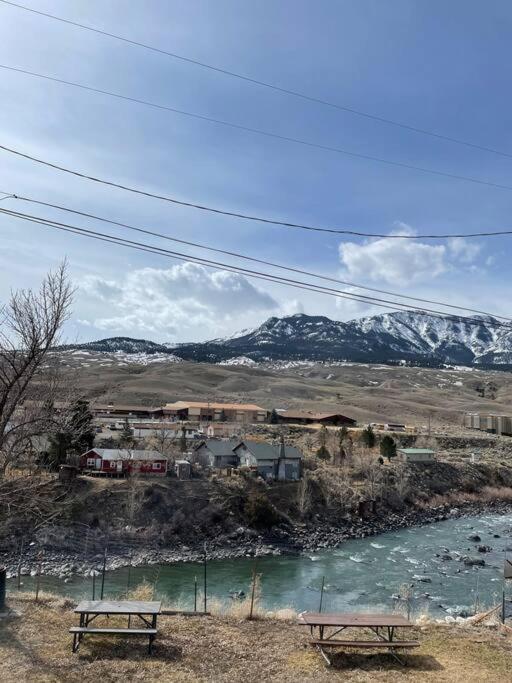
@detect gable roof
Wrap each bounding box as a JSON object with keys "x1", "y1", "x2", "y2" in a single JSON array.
[
  {"x1": 193, "y1": 439, "x2": 240, "y2": 455},
  {"x1": 279, "y1": 410, "x2": 356, "y2": 422},
  {"x1": 85, "y1": 448, "x2": 165, "y2": 461},
  {"x1": 234, "y1": 440, "x2": 302, "y2": 460}
]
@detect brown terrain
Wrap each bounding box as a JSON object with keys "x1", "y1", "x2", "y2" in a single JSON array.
[
  {"x1": 1, "y1": 593, "x2": 511, "y2": 682},
  {"x1": 60, "y1": 354, "x2": 512, "y2": 429}
]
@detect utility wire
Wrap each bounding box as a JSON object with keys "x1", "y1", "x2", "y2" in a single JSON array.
[
  {"x1": 1, "y1": 206, "x2": 510, "y2": 330},
  {"x1": 2, "y1": 143, "x2": 512, "y2": 239},
  {"x1": 1, "y1": 191, "x2": 510, "y2": 322},
  {"x1": 3, "y1": 64, "x2": 512, "y2": 194},
  {"x1": 2, "y1": 0, "x2": 510, "y2": 160}
]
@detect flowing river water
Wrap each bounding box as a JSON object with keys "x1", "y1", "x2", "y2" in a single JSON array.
[{"x1": 10, "y1": 513, "x2": 512, "y2": 618}]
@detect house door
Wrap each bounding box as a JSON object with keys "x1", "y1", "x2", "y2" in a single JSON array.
[
  {"x1": 95, "y1": 459, "x2": 101, "y2": 470},
  {"x1": 116, "y1": 461, "x2": 123, "y2": 473}
]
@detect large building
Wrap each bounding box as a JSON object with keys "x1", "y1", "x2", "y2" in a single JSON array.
[
  {"x1": 464, "y1": 412, "x2": 512, "y2": 436},
  {"x1": 163, "y1": 401, "x2": 267, "y2": 423}
]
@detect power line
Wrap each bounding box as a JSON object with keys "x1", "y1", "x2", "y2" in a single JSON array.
[
  {"x1": 2, "y1": 0, "x2": 510, "y2": 160},
  {"x1": 3, "y1": 66, "x2": 512, "y2": 196},
  {"x1": 2, "y1": 143, "x2": 512, "y2": 239},
  {"x1": 1, "y1": 206, "x2": 510, "y2": 330},
  {"x1": 2, "y1": 191, "x2": 510, "y2": 322}
]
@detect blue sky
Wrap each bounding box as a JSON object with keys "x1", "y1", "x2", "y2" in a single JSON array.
[{"x1": 0, "y1": 0, "x2": 511, "y2": 342}]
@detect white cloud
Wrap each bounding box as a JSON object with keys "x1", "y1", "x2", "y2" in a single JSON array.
[
  {"x1": 447, "y1": 237, "x2": 481, "y2": 263},
  {"x1": 338, "y1": 229, "x2": 483, "y2": 287},
  {"x1": 339, "y1": 236, "x2": 447, "y2": 285},
  {"x1": 78, "y1": 262, "x2": 277, "y2": 339}
]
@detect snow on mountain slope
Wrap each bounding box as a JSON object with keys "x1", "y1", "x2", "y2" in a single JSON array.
[{"x1": 61, "y1": 312, "x2": 512, "y2": 367}]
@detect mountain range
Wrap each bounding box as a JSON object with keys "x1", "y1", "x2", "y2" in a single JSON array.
[{"x1": 62, "y1": 311, "x2": 512, "y2": 367}]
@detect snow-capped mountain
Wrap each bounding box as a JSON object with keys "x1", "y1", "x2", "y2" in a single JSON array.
[
  {"x1": 61, "y1": 312, "x2": 512, "y2": 367},
  {"x1": 168, "y1": 312, "x2": 512, "y2": 366}
]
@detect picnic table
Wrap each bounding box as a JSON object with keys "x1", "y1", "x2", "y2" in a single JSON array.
[
  {"x1": 298, "y1": 611, "x2": 419, "y2": 665},
  {"x1": 70, "y1": 600, "x2": 162, "y2": 654}
]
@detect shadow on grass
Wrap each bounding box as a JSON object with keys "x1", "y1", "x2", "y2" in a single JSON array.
[
  {"x1": 328, "y1": 652, "x2": 444, "y2": 673},
  {"x1": 76, "y1": 638, "x2": 183, "y2": 662}
]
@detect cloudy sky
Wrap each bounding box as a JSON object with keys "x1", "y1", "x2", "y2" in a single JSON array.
[{"x1": 1, "y1": 0, "x2": 511, "y2": 343}]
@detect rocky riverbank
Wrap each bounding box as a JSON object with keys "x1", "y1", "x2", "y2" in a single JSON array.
[{"x1": 2, "y1": 498, "x2": 511, "y2": 580}]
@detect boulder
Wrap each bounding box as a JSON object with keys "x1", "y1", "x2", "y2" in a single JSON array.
[
  {"x1": 462, "y1": 556, "x2": 485, "y2": 567},
  {"x1": 468, "y1": 534, "x2": 481, "y2": 542}
]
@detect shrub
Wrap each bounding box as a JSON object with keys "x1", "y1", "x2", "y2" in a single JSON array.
[
  {"x1": 380, "y1": 435, "x2": 397, "y2": 462},
  {"x1": 360, "y1": 425, "x2": 376, "y2": 448},
  {"x1": 316, "y1": 445, "x2": 331, "y2": 460},
  {"x1": 244, "y1": 492, "x2": 280, "y2": 529}
]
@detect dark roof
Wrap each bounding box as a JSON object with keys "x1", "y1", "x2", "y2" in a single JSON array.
[
  {"x1": 193, "y1": 439, "x2": 240, "y2": 456},
  {"x1": 279, "y1": 410, "x2": 356, "y2": 422},
  {"x1": 235, "y1": 440, "x2": 302, "y2": 460}
]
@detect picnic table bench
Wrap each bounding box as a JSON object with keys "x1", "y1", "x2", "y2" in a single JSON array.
[
  {"x1": 70, "y1": 600, "x2": 162, "y2": 654},
  {"x1": 298, "y1": 611, "x2": 419, "y2": 665}
]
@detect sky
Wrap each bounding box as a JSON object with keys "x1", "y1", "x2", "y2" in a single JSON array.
[{"x1": 0, "y1": 0, "x2": 511, "y2": 343}]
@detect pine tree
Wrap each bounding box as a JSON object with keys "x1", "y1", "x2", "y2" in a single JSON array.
[
  {"x1": 360, "y1": 425, "x2": 376, "y2": 449},
  {"x1": 69, "y1": 400, "x2": 95, "y2": 453},
  {"x1": 269, "y1": 408, "x2": 279, "y2": 424},
  {"x1": 120, "y1": 418, "x2": 134, "y2": 447},
  {"x1": 380, "y1": 435, "x2": 397, "y2": 462},
  {"x1": 316, "y1": 444, "x2": 331, "y2": 460},
  {"x1": 179, "y1": 426, "x2": 187, "y2": 452}
]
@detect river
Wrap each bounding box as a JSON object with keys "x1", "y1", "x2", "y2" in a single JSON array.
[{"x1": 10, "y1": 512, "x2": 512, "y2": 618}]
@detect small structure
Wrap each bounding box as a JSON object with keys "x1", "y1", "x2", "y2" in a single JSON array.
[
  {"x1": 192, "y1": 439, "x2": 240, "y2": 469},
  {"x1": 233, "y1": 440, "x2": 302, "y2": 480},
  {"x1": 174, "y1": 459, "x2": 192, "y2": 480},
  {"x1": 277, "y1": 410, "x2": 356, "y2": 427},
  {"x1": 79, "y1": 448, "x2": 168, "y2": 476},
  {"x1": 397, "y1": 448, "x2": 435, "y2": 464}
]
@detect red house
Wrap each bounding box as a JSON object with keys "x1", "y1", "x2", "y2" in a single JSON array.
[{"x1": 80, "y1": 448, "x2": 168, "y2": 476}]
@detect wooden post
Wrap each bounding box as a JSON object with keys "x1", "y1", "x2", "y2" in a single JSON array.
[
  {"x1": 0, "y1": 566, "x2": 6, "y2": 611},
  {"x1": 35, "y1": 552, "x2": 43, "y2": 602},
  {"x1": 203, "y1": 544, "x2": 207, "y2": 614},
  {"x1": 16, "y1": 538, "x2": 24, "y2": 590},
  {"x1": 319, "y1": 576, "x2": 325, "y2": 613},
  {"x1": 249, "y1": 561, "x2": 258, "y2": 620},
  {"x1": 92, "y1": 571, "x2": 96, "y2": 600},
  {"x1": 100, "y1": 546, "x2": 107, "y2": 600},
  {"x1": 194, "y1": 576, "x2": 197, "y2": 613},
  {"x1": 502, "y1": 590, "x2": 506, "y2": 624}
]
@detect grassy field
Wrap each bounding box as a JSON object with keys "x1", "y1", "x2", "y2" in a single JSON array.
[
  {"x1": 1, "y1": 594, "x2": 511, "y2": 682},
  {"x1": 62, "y1": 356, "x2": 512, "y2": 427}
]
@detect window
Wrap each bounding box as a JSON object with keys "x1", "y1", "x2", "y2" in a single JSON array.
[
  {"x1": 153, "y1": 462, "x2": 161, "y2": 470},
  {"x1": 87, "y1": 458, "x2": 95, "y2": 467},
  {"x1": 110, "y1": 461, "x2": 117, "y2": 469}
]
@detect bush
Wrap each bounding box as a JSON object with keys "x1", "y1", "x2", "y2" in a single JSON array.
[
  {"x1": 380, "y1": 435, "x2": 397, "y2": 462},
  {"x1": 360, "y1": 425, "x2": 376, "y2": 448},
  {"x1": 244, "y1": 492, "x2": 280, "y2": 529},
  {"x1": 316, "y1": 445, "x2": 331, "y2": 460}
]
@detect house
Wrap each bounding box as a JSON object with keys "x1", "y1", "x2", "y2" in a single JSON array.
[
  {"x1": 397, "y1": 448, "x2": 435, "y2": 464},
  {"x1": 163, "y1": 401, "x2": 267, "y2": 423},
  {"x1": 276, "y1": 410, "x2": 356, "y2": 427},
  {"x1": 79, "y1": 448, "x2": 168, "y2": 476},
  {"x1": 233, "y1": 440, "x2": 302, "y2": 480},
  {"x1": 130, "y1": 422, "x2": 200, "y2": 439},
  {"x1": 192, "y1": 439, "x2": 240, "y2": 469}
]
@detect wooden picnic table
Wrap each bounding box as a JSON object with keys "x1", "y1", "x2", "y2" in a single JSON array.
[
  {"x1": 70, "y1": 600, "x2": 162, "y2": 654},
  {"x1": 298, "y1": 611, "x2": 419, "y2": 665}
]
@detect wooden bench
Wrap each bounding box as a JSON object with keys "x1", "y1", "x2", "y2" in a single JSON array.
[
  {"x1": 69, "y1": 626, "x2": 158, "y2": 654},
  {"x1": 310, "y1": 639, "x2": 419, "y2": 649}
]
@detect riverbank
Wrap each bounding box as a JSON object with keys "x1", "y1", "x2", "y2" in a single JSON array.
[
  {"x1": 1, "y1": 593, "x2": 511, "y2": 682},
  {"x1": 3, "y1": 497, "x2": 512, "y2": 580}
]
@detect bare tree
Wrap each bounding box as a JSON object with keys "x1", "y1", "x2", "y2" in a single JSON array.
[
  {"x1": 296, "y1": 471, "x2": 312, "y2": 517},
  {"x1": 0, "y1": 264, "x2": 73, "y2": 474}
]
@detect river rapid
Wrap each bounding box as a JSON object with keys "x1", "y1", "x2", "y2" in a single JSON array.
[{"x1": 10, "y1": 512, "x2": 512, "y2": 618}]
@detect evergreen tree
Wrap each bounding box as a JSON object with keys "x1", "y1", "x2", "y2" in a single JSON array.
[
  {"x1": 380, "y1": 435, "x2": 397, "y2": 462},
  {"x1": 69, "y1": 400, "x2": 95, "y2": 453},
  {"x1": 179, "y1": 426, "x2": 187, "y2": 452},
  {"x1": 219, "y1": 409, "x2": 227, "y2": 422},
  {"x1": 46, "y1": 431, "x2": 71, "y2": 470},
  {"x1": 360, "y1": 425, "x2": 376, "y2": 449},
  {"x1": 119, "y1": 418, "x2": 134, "y2": 447},
  {"x1": 269, "y1": 408, "x2": 279, "y2": 424}
]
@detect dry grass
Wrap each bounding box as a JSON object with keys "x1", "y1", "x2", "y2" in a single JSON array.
[{"x1": 1, "y1": 593, "x2": 512, "y2": 682}]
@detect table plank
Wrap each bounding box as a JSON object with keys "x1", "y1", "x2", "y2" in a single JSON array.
[
  {"x1": 74, "y1": 600, "x2": 162, "y2": 615},
  {"x1": 298, "y1": 612, "x2": 413, "y2": 627}
]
